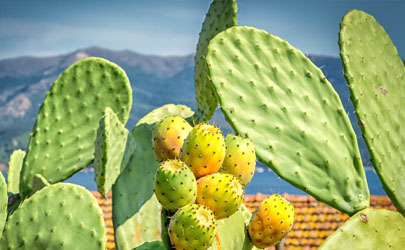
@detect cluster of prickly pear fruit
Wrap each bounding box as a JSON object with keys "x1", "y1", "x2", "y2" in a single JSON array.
[{"x1": 152, "y1": 116, "x2": 257, "y2": 249}]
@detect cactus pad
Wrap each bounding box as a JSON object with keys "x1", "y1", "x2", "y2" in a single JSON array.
[
  {"x1": 31, "y1": 173, "x2": 50, "y2": 195},
  {"x1": 206, "y1": 26, "x2": 369, "y2": 215},
  {"x1": 137, "y1": 104, "x2": 194, "y2": 126},
  {"x1": 0, "y1": 172, "x2": 6, "y2": 233},
  {"x1": 339, "y1": 10, "x2": 405, "y2": 215},
  {"x1": 194, "y1": 0, "x2": 237, "y2": 122},
  {"x1": 318, "y1": 208, "x2": 405, "y2": 249},
  {"x1": 7, "y1": 149, "x2": 26, "y2": 194},
  {"x1": 134, "y1": 241, "x2": 165, "y2": 250},
  {"x1": 20, "y1": 57, "x2": 132, "y2": 198},
  {"x1": 154, "y1": 160, "x2": 197, "y2": 211},
  {"x1": 0, "y1": 183, "x2": 106, "y2": 250},
  {"x1": 94, "y1": 107, "x2": 129, "y2": 196}
]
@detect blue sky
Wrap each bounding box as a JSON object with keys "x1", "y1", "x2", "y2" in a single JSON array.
[{"x1": 0, "y1": 0, "x2": 404, "y2": 59}]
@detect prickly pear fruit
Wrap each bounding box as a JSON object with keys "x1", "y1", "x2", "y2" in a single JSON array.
[
  {"x1": 219, "y1": 134, "x2": 256, "y2": 187},
  {"x1": 168, "y1": 204, "x2": 216, "y2": 250},
  {"x1": 248, "y1": 194, "x2": 294, "y2": 248},
  {"x1": 196, "y1": 173, "x2": 244, "y2": 219},
  {"x1": 152, "y1": 116, "x2": 192, "y2": 162},
  {"x1": 180, "y1": 123, "x2": 226, "y2": 179},
  {"x1": 154, "y1": 160, "x2": 197, "y2": 211}
]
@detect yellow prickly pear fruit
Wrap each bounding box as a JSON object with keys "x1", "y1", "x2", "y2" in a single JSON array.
[
  {"x1": 219, "y1": 134, "x2": 256, "y2": 187},
  {"x1": 152, "y1": 116, "x2": 192, "y2": 162},
  {"x1": 196, "y1": 173, "x2": 244, "y2": 219},
  {"x1": 248, "y1": 194, "x2": 294, "y2": 248},
  {"x1": 180, "y1": 123, "x2": 225, "y2": 179}
]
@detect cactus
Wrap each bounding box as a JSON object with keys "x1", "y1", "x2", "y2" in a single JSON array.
[
  {"x1": 339, "y1": 10, "x2": 405, "y2": 215},
  {"x1": 248, "y1": 194, "x2": 294, "y2": 248},
  {"x1": 319, "y1": 208, "x2": 405, "y2": 249},
  {"x1": 205, "y1": 26, "x2": 370, "y2": 215},
  {"x1": 193, "y1": 0, "x2": 238, "y2": 122},
  {"x1": 113, "y1": 104, "x2": 194, "y2": 250},
  {"x1": 152, "y1": 116, "x2": 192, "y2": 162},
  {"x1": 0, "y1": 172, "x2": 6, "y2": 233},
  {"x1": 134, "y1": 241, "x2": 165, "y2": 250},
  {"x1": 31, "y1": 173, "x2": 50, "y2": 195},
  {"x1": 0, "y1": 183, "x2": 106, "y2": 249},
  {"x1": 20, "y1": 57, "x2": 132, "y2": 198},
  {"x1": 168, "y1": 204, "x2": 217, "y2": 250},
  {"x1": 154, "y1": 160, "x2": 197, "y2": 211},
  {"x1": 196, "y1": 173, "x2": 244, "y2": 219},
  {"x1": 180, "y1": 124, "x2": 226, "y2": 179},
  {"x1": 219, "y1": 134, "x2": 256, "y2": 187},
  {"x1": 7, "y1": 149, "x2": 26, "y2": 194},
  {"x1": 94, "y1": 107, "x2": 129, "y2": 196}
]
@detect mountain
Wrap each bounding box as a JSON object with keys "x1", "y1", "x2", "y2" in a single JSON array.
[{"x1": 0, "y1": 47, "x2": 372, "y2": 169}]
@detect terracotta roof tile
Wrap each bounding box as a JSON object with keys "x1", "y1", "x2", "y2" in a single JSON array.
[{"x1": 94, "y1": 192, "x2": 395, "y2": 250}]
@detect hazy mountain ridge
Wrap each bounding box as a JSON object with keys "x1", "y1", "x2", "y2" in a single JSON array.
[{"x1": 0, "y1": 47, "x2": 374, "y2": 169}]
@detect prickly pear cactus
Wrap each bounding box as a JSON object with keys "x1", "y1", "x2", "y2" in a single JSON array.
[
  {"x1": 194, "y1": 0, "x2": 238, "y2": 122},
  {"x1": 0, "y1": 183, "x2": 106, "y2": 250},
  {"x1": 134, "y1": 241, "x2": 165, "y2": 250},
  {"x1": 0, "y1": 172, "x2": 6, "y2": 233},
  {"x1": 180, "y1": 124, "x2": 226, "y2": 179},
  {"x1": 94, "y1": 107, "x2": 129, "y2": 196},
  {"x1": 113, "y1": 104, "x2": 194, "y2": 250},
  {"x1": 219, "y1": 134, "x2": 256, "y2": 187},
  {"x1": 7, "y1": 149, "x2": 26, "y2": 194},
  {"x1": 248, "y1": 194, "x2": 294, "y2": 248},
  {"x1": 20, "y1": 57, "x2": 132, "y2": 198},
  {"x1": 168, "y1": 204, "x2": 217, "y2": 250},
  {"x1": 206, "y1": 26, "x2": 369, "y2": 215},
  {"x1": 31, "y1": 173, "x2": 50, "y2": 195},
  {"x1": 339, "y1": 10, "x2": 405, "y2": 215},
  {"x1": 152, "y1": 116, "x2": 192, "y2": 162},
  {"x1": 196, "y1": 173, "x2": 244, "y2": 219},
  {"x1": 319, "y1": 208, "x2": 405, "y2": 249},
  {"x1": 154, "y1": 160, "x2": 197, "y2": 211}
]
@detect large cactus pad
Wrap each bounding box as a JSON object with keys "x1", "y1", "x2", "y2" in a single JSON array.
[
  {"x1": 7, "y1": 149, "x2": 26, "y2": 194},
  {"x1": 319, "y1": 208, "x2": 405, "y2": 249},
  {"x1": 94, "y1": 107, "x2": 129, "y2": 196},
  {"x1": 0, "y1": 183, "x2": 106, "y2": 250},
  {"x1": 113, "y1": 104, "x2": 194, "y2": 250},
  {"x1": 20, "y1": 57, "x2": 132, "y2": 197},
  {"x1": 0, "y1": 173, "x2": 6, "y2": 233},
  {"x1": 193, "y1": 0, "x2": 237, "y2": 122},
  {"x1": 206, "y1": 26, "x2": 369, "y2": 215},
  {"x1": 339, "y1": 10, "x2": 405, "y2": 215}
]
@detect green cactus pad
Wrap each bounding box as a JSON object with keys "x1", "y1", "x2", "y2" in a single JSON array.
[
  {"x1": 193, "y1": 0, "x2": 237, "y2": 122},
  {"x1": 339, "y1": 10, "x2": 405, "y2": 215},
  {"x1": 137, "y1": 104, "x2": 194, "y2": 126},
  {"x1": 20, "y1": 57, "x2": 132, "y2": 198},
  {"x1": 0, "y1": 172, "x2": 7, "y2": 233},
  {"x1": 134, "y1": 241, "x2": 165, "y2": 250},
  {"x1": 319, "y1": 208, "x2": 405, "y2": 249},
  {"x1": 113, "y1": 104, "x2": 194, "y2": 250},
  {"x1": 7, "y1": 149, "x2": 26, "y2": 194},
  {"x1": 206, "y1": 26, "x2": 369, "y2": 215},
  {"x1": 0, "y1": 183, "x2": 106, "y2": 250},
  {"x1": 31, "y1": 173, "x2": 50, "y2": 195},
  {"x1": 94, "y1": 107, "x2": 129, "y2": 196}
]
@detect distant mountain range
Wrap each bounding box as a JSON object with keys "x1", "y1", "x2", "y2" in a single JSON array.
[{"x1": 0, "y1": 46, "x2": 377, "y2": 169}]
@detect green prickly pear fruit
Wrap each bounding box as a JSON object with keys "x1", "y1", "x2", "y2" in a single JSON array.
[
  {"x1": 152, "y1": 116, "x2": 192, "y2": 162},
  {"x1": 219, "y1": 134, "x2": 256, "y2": 187},
  {"x1": 248, "y1": 194, "x2": 294, "y2": 248},
  {"x1": 196, "y1": 173, "x2": 244, "y2": 219},
  {"x1": 180, "y1": 123, "x2": 226, "y2": 179},
  {"x1": 154, "y1": 160, "x2": 197, "y2": 211},
  {"x1": 168, "y1": 204, "x2": 216, "y2": 250}
]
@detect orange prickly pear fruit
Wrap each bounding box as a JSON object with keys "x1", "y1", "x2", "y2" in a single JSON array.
[
  {"x1": 248, "y1": 194, "x2": 294, "y2": 248},
  {"x1": 152, "y1": 116, "x2": 192, "y2": 162},
  {"x1": 219, "y1": 134, "x2": 256, "y2": 187},
  {"x1": 180, "y1": 123, "x2": 226, "y2": 179},
  {"x1": 196, "y1": 173, "x2": 244, "y2": 219}
]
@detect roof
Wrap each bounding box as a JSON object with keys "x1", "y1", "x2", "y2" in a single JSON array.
[{"x1": 93, "y1": 192, "x2": 395, "y2": 250}]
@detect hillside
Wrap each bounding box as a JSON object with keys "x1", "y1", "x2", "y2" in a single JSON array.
[{"x1": 0, "y1": 47, "x2": 372, "y2": 169}]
